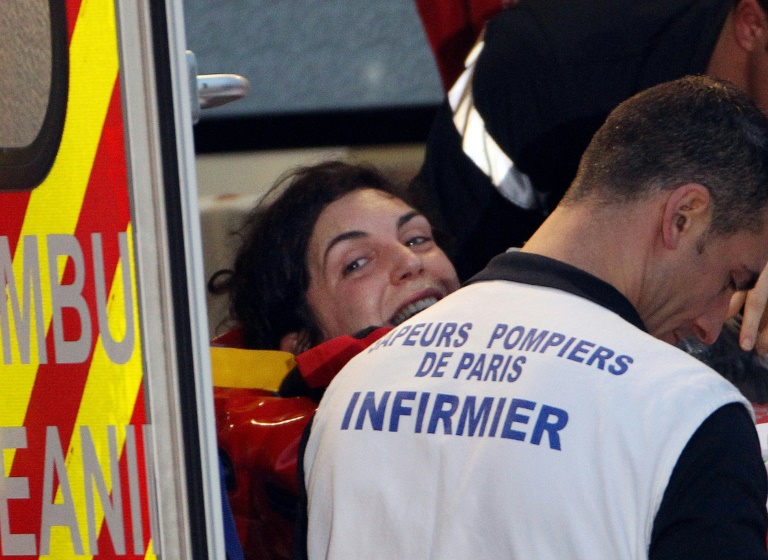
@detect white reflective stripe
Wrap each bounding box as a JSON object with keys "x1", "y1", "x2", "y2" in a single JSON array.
[
  {"x1": 447, "y1": 39, "x2": 484, "y2": 110},
  {"x1": 448, "y1": 41, "x2": 542, "y2": 211}
]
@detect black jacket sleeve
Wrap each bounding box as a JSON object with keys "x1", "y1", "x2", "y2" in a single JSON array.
[{"x1": 650, "y1": 403, "x2": 768, "y2": 560}]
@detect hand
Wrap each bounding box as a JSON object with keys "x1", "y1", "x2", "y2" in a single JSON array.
[{"x1": 731, "y1": 264, "x2": 768, "y2": 354}]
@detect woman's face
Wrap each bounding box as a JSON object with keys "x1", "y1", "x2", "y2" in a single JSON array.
[{"x1": 304, "y1": 188, "x2": 460, "y2": 342}]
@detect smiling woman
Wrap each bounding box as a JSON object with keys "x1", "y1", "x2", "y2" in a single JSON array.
[
  {"x1": 208, "y1": 159, "x2": 459, "y2": 353},
  {"x1": 303, "y1": 188, "x2": 459, "y2": 345},
  {"x1": 208, "y1": 160, "x2": 460, "y2": 560}
]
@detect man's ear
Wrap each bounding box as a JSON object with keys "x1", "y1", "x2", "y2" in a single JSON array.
[
  {"x1": 661, "y1": 184, "x2": 712, "y2": 250},
  {"x1": 733, "y1": 0, "x2": 768, "y2": 52},
  {"x1": 279, "y1": 331, "x2": 303, "y2": 354}
]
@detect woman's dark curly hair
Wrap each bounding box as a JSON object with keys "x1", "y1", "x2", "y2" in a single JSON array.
[{"x1": 208, "y1": 160, "x2": 415, "y2": 351}]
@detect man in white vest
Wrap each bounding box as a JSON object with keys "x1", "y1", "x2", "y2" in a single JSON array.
[{"x1": 298, "y1": 75, "x2": 768, "y2": 559}]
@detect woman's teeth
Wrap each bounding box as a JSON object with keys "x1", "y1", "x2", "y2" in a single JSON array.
[{"x1": 390, "y1": 297, "x2": 439, "y2": 326}]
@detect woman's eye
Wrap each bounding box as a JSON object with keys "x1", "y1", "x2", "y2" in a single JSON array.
[
  {"x1": 343, "y1": 257, "x2": 368, "y2": 275},
  {"x1": 405, "y1": 235, "x2": 431, "y2": 247}
]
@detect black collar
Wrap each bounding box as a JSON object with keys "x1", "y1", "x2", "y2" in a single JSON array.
[{"x1": 466, "y1": 251, "x2": 647, "y2": 333}]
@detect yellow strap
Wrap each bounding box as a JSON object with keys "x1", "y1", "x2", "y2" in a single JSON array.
[{"x1": 210, "y1": 346, "x2": 296, "y2": 392}]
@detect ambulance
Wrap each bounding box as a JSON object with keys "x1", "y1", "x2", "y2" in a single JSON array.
[{"x1": 1, "y1": 0, "x2": 247, "y2": 557}]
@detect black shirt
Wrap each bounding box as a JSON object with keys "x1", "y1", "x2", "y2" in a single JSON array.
[{"x1": 414, "y1": 0, "x2": 731, "y2": 280}]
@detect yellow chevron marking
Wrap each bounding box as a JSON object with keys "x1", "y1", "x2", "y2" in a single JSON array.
[
  {"x1": 2, "y1": 0, "x2": 119, "y2": 438},
  {"x1": 48, "y1": 225, "x2": 147, "y2": 558}
]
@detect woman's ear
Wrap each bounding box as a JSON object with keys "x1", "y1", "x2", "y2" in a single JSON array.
[
  {"x1": 733, "y1": 0, "x2": 768, "y2": 53},
  {"x1": 280, "y1": 331, "x2": 307, "y2": 354}
]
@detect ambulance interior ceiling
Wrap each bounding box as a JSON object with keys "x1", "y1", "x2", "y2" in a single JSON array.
[{"x1": 185, "y1": 0, "x2": 443, "y2": 334}]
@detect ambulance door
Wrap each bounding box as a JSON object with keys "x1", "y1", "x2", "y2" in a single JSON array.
[{"x1": 0, "y1": 0, "x2": 231, "y2": 558}]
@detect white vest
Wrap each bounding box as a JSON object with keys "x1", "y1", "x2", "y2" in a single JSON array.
[{"x1": 304, "y1": 281, "x2": 749, "y2": 559}]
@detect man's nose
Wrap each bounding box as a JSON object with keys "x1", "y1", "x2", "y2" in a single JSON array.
[
  {"x1": 391, "y1": 245, "x2": 424, "y2": 283},
  {"x1": 690, "y1": 297, "x2": 730, "y2": 345}
]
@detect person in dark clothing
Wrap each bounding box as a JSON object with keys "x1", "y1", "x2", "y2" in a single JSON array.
[
  {"x1": 415, "y1": 0, "x2": 768, "y2": 368},
  {"x1": 415, "y1": 0, "x2": 768, "y2": 282}
]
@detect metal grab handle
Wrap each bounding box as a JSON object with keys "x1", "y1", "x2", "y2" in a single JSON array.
[
  {"x1": 186, "y1": 50, "x2": 250, "y2": 123},
  {"x1": 198, "y1": 74, "x2": 250, "y2": 109}
]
